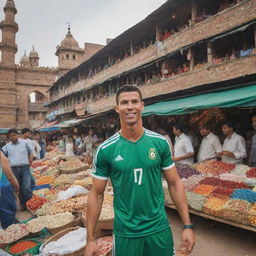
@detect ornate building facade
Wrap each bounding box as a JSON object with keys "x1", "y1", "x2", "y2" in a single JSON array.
[
  {"x1": 0, "y1": 0, "x2": 104, "y2": 129},
  {"x1": 48, "y1": 0, "x2": 256, "y2": 123}
]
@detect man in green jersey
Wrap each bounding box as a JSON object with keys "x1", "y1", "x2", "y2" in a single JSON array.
[{"x1": 84, "y1": 85, "x2": 195, "y2": 256}]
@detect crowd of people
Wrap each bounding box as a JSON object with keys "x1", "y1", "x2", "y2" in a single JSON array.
[
  {"x1": 0, "y1": 128, "x2": 46, "y2": 228},
  {"x1": 0, "y1": 126, "x2": 104, "y2": 229},
  {"x1": 0, "y1": 112, "x2": 255, "y2": 231},
  {"x1": 153, "y1": 115, "x2": 256, "y2": 167}
]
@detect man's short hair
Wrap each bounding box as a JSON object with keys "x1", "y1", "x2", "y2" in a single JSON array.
[
  {"x1": 21, "y1": 128, "x2": 32, "y2": 135},
  {"x1": 116, "y1": 85, "x2": 143, "y2": 104},
  {"x1": 7, "y1": 129, "x2": 18, "y2": 137},
  {"x1": 200, "y1": 123, "x2": 212, "y2": 131},
  {"x1": 172, "y1": 123, "x2": 185, "y2": 133},
  {"x1": 222, "y1": 120, "x2": 236, "y2": 130}
]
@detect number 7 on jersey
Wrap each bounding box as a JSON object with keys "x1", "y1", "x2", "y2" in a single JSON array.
[{"x1": 134, "y1": 168, "x2": 143, "y2": 185}]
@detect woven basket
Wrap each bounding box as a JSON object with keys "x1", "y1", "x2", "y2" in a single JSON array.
[
  {"x1": 40, "y1": 226, "x2": 85, "y2": 256},
  {"x1": 59, "y1": 166, "x2": 88, "y2": 175},
  {"x1": 98, "y1": 218, "x2": 114, "y2": 231},
  {"x1": 81, "y1": 214, "x2": 112, "y2": 238},
  {"x1": 48, "y1": 213, "x2": 83, "y2": 234}
]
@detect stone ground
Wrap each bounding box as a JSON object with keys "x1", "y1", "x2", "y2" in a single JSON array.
[{"x1": 167, "y1": 208, "x2": 256, "y2": 256}]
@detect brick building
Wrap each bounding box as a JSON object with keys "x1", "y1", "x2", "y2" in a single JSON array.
[
  {"x1": 0, "y1": 0, "x2": 104, "y2": 129},
  {"x1": 47, "y1": 0, "x2": 256, "y2": 125}
]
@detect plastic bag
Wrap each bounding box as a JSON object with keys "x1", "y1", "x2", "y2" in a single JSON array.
[{"x1": 57, "y1": 185, "x2": 89, "y2": 201}]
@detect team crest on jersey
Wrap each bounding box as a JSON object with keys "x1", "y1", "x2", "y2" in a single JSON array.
[{"x1": 148, "y1": 148, "x2": 157, "y2": 160}]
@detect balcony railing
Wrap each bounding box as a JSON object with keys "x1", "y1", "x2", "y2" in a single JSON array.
[
  {"x1": 50, "y1": 0, "x2": 256, "y2": 103},
  {"x1": 84, "y1": 55, "x2": 256, "y2": 115}
]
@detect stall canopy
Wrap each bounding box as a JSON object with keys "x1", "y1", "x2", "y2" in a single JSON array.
[
  {"x1": 142, "y1": 84, "x2": 256, "y2": 116},
  {"x1": 39, "y1": 126, "x2": 61, "y2": 132},
  {"x1": 52, "y1": 118, "x2": 86, "y2": 128},
  {"x1": 0, "y1": 128, "x2": 9, "y2": 134}
]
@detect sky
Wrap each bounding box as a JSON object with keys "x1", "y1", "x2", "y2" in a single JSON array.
[{"x1": 0, "y1": 0, "x2": 166, "y2": 67}]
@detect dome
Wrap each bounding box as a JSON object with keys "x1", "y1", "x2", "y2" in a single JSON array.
[
  {"x1": 5, "y1": 0, "x2": 15, "y2": 9},
  {"x1": 20, "y1": 52, "x2": 30, "y2": 65},
  {"x1": 60, "y1": 29, "x2": 79, "y2": 49},
  {"x1": 29, "y1": 46, "x2": 39, "y2": 58}
]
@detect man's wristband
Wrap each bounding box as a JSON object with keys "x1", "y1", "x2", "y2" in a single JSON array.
[{"x1": 183, "y1": 224, "x2": 195, "y2": 230}]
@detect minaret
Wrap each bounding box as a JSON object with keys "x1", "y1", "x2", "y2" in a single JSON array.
[
  {"x1": 0, "y1": 0, "x2": 19, "y2": 65},
  {"x1": 55, "y1": 25, "x2": 84, "y2": 78},
  {"x1": 29, "y1": 45, "x2": 39, "y2": 67}
]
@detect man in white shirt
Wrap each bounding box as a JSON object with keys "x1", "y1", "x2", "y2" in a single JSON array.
[
  {"x1": 218, "y1": 121, "x2": 247, "y2": 164},
  {"x1": 172, "y1": 124, "x2": 194, "y2": 165},
  {"x1": 197, "y1": 125, "x2": 222, "y2": 162}
]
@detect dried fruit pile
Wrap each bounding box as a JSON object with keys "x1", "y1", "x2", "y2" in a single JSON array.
[
  {"x1": 35, "y1": 195, "x2": 88, "y2": 215},
  {"x1": 9, "y1": 240, "x2": 38, "y2": 254},
  {"x1": 199, "y1": 177, "x2": 248, "y2": 189},
  {"x1": 219, "y1": 173, "x2": 244, "y2": 183},
  {"x1": 249, "y1": 203, "x2": 256, "y2": 226},
  {"x1": 192, "y1": 184, "x2": 216, "y2": 196},
  {"x1": 27, "y1": 212, "x2": 74, "y2": 233},
  {"x1": 52, "y1": 174, "x2": 72, "y2": 185},
  {"x1": 194, "y1": 161, "x2": 235, "y2": 176},
  {"x1": 221, "y1": 199, "x2": 251, "y2": 224},
  {"x1": 186, "y1": 192, "x2": 207, "y2": 211},
  {"x1": 0, "y1": 224, "x2": 29, "y2": 244},
  {"x1": 212, "y1": 187, "x2": 234, "y2": 199},
  {"x1": 231, "y1": 189, "x2": 256, "y2": 203},
  {"x1": 176, "y1": 165, "x2": 199, "y2": 179},
  {"x1": 231, "y1": 164, "x2": 251, "y2": 176},
  {"x1": 203, "y1": 196, "x2": 228, "y2": 216},
  {"x1": 97, "y1": 236, "x2": 113, "y2": 256},
  {"x1": 181, "y1": 175, "x2": 204, "y2": 191},
  {"x1": 246, "y1": 168, "x2": 256, "y2": 178},
  {"x1": 59, "y1": 160, "x2": 86, "y2": 170},
  {"x1": 26, "y1": 195, "x2": 47, "y2": 211},
  {"x1": 36, "y1": 175, "x2": 54, "y2": 186}
]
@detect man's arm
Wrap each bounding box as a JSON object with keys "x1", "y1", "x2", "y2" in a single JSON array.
[
  {"x1": 172, "y1": 152, "x2": 194, "y2": 162},
  {"x1": 25, "y1": 141, "x2": 34, "y2": 165},
  {"x1": 85, "y1": 178, "x2": 107, "y2": 256},
  {"x1": 163, "y1": 166, "x2": 195, "y2": 255},
  {"x1": 0, "y1": 151, "x2": 19, "y2": 192},
  {"x1": 28, "y1": 153, "x2": 33, "y2": 166}
]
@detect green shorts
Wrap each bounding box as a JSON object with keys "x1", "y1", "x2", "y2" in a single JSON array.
[{"x1": 113, "y1": 227, "x2": 175, "y2": 256}]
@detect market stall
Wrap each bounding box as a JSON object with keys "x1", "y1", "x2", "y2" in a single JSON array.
[
  {"x1": 164, "y1": 161, "x2": 256, "y2": 232},
  {"x1": 0, "y1": 146, "x2": 114, "y2": 256}
]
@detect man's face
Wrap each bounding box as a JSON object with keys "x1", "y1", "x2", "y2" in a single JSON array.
[
  {"x1": 222, "y1": 124, "x2": 232, "y2": 136},
  {"x1": 115, "y1": 91, "x2": 144, "y2": 126},
  {"x1": 200, "y1": 128, "x2": 210, "y2": 137},
  {"x1": 89, "y1": 129, "x2": 94, "y2": 136},
  {"x1": 8, "y1": 132, "x2": 19, "y2": 143},
  {"x1": 173, "y1": 127, "x2": 179, "y2": 136},
  {"x1": 24, "y1": 131, "x2": 31, "y2": 139},
  {"x1": 252, "y1": 116, "x2": 256, "y2": 130}
]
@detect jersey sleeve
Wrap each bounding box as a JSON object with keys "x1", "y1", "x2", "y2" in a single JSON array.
[
  {"x1": 91, "y1": 146, "x2": 110, "y2": 180},
  {"x1": 161, "y1": 139, "x2": 175, "y2": 171}
]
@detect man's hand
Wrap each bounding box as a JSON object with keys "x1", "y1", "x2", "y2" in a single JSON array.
[
  {"x1": 84, "y1": 240, "x2": 99, "y2": 256},
  {"x1": 222, "y1": 151, "x2": 235, "y2": 158},
  {"x1": 172, "y1": 156, "x2": 179, "y2": 162},
  {"x1": 179, "y1": 229, "x2": 195, "y2": 255}
]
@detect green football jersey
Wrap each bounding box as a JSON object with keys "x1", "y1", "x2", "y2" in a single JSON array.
[{"x1": 91, "y1": 129, "x2": 174, "y2": 238}]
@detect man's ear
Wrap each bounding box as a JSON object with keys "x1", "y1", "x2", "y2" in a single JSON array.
[
  {"x1": 115, "y1": 105, "x2": 119, "y2": 114},
  {"x1": 141, "y1": 101, "x2": 144, "y2": 111}
]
